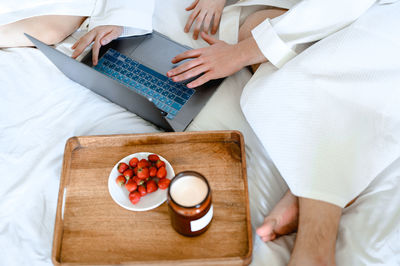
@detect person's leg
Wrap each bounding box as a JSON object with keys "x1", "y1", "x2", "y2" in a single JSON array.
[
  {"x1": 238, "y1": 8, "x2": 287, "y2": 73},
  {"x1": 0, "y1": 15, "x2": 86, "y2": 47},
  {"x1": 288, "y1": 198, "x2": 341, "y2": 266}
]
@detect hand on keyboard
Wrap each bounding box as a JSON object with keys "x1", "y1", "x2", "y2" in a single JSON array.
[{"x1": 71, "y1": 25, "x2": 123, "y2": 65}]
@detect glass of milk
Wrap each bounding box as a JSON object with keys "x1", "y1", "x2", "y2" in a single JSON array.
[{"x1": 167, "y1": 171, "x2": 213, "y2": 236}]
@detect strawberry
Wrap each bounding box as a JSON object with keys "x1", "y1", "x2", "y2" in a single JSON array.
[
  {"x1": 134, "y1": 167, "x2": 138, "y2": 175},
  {"x1": 148, "y1": 154, "x2": 160, "y2": 162},
  {"x1": 146, "y1": 180, "x2": 158, "y2": 193},
  {"x1": 138, "y1": 185, "x2": 147, "y2": 196},
  {"x1": 125, "y1": 179, "x2": 138, "y2": 192},
  {"x1": 118, "y1": 162, "x2": 129, "y2": 173},
  {"x1": 138, "y1": 159, "x2": 150, "y2": 169},
  {"x1": 129, "y1": 191, "x2": 141, "y2": 204},
  {"x1": 158, "y1": 178, "x2": 170, "y2": 190},
  {"x1": 149, "y1": 166, "x2": 157, "y2": 177},
  {"x1": 123, "y1": 168, "x2": 134, "y2": 180},
  {"x1": 137, "y1": 167, "x2": 149, "y2": 180},
  {"x1": 129, "y1": 157, "x2": 139, "y2": 168},
  {"x1": 156, "y1": 166, "x2": 167, "y2": 179},
  {"x1": 155, "y1": 160, "x2": 165, "y2": 169},
  {"x1": 115, "y1": 175, "x2": 126, "y2": 186},
  {"x1": 133, "y1": 176, "x2": 144, "y2": 186}
]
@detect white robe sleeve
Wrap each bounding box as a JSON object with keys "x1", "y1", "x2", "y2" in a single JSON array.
[
  {"x1": 88, "y1": 0, "x2": 155, "y2": 37},
  {"x1": 251, "y1": 0, "x2": 376, "y2": 68}
]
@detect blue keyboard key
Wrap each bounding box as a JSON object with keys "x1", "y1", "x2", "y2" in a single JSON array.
[
  {"x1": 167, "y1": 93, "x2": 175, "y2": 100},
  {"x1": 181, "y1": 93, "x2": 190, "y2": 100},
  {"x1": 174, "y1": 96, "x2": 186, "y2": 105},
  {"x1": 171, "y1": 102, "x2": 182, "y2": 110},
  {"x1": 138, "y1": 63, "x2": 168, "y2": 82}
]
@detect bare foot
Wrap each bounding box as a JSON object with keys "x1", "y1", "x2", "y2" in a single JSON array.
[{"x1": 256, "y1": 190, "x2": 299, "y2": 242}]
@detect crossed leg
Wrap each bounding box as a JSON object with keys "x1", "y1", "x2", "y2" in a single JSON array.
[
  {"x1": 239, "y1": 8, "x2": 345, "y2": 265},
  {"x1": 0, "y1": 15, "x2": 86, "y2": 47}
]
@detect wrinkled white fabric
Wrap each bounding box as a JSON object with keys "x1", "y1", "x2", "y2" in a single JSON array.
[
  {"x1": 0, "y1": 0, "x2": 155, "y2": 37},
  {"x1": 241, "y1": 1, "x2": 400, "y2": 207}
]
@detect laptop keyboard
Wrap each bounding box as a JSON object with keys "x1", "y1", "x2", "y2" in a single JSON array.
[{"x1": 93, "y1": 49, "x2": 196, "y2": 120}]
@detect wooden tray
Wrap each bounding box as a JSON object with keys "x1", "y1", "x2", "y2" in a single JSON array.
[{"x1": 53, "y1": 130, "x2": 252, "y2": 265}]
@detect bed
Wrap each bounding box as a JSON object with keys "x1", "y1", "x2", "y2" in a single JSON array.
[{"x1": 1, "y1": 0, "x2": 400, "y2": 265}]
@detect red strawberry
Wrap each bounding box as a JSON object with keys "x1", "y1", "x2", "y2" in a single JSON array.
[
  {"x1": 155, "y1": 160, "x2": 165, "y2": 169},
  {"x1": 118, "y1": 162, "x2": 129, "y2": 173},
  {"x1": 156, "y1": 166, "x2": 167, "y2": 179},
  {"x1": 129, "y1": 157, "x2": 139, "y2": 168},
  {"x1": 158, "y1": 178, "x2": 170, "y2": 190},
  {"x1": 115, "y1": 175, "x2": 126, "y2": 186},
  {"x1": 125, "y1": 179, "x2": 138, "y2": 192},
  {"x1": 134, "y1": 167, "x2": 138, "y2": 175},
  {"x1": 133, "y1": 176, "x2": 144, "y2": 186},
  {"x1": 149, "y1": 166, "x2": 157, "y2": 177},
  {"x1": 123, "y1": 168, "x2": 134, "y2": 180},
  {"x1": 129, "y1": 191, "x2": 141, "y2": 204},
  {"x1": 138, "y1": 159, "x2": 150, "y2": 169},
  {"x1": 148, "y1": 154, "x2": 160, "y2": 162},
  {"x1": 138, "y1": 185, "x2": 147, "y2": 196},
  {"x1": 146, "y1": 180, "x2": 158, "y2": 193},
  {"x1": 137, "y1": 167, "x2": 149, "y2": 180}
]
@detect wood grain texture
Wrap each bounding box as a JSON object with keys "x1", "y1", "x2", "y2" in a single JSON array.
[{"x1": 52, "y1": 131, "x2": 252, "y2": 265}]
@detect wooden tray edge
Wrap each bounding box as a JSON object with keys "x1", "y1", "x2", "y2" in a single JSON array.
[
  {"x1": 52, "y1": 137, "x2": 82, "y2": 266},
  {"x1": 236, "y1": 130, "x2": 253, "y2": 265}
]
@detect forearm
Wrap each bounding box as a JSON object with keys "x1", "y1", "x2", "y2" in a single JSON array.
[{"x1": 0, "y1": 15, "x2": 86, "y2": 48}]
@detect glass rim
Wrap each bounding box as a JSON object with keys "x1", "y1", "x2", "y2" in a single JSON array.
[{"x1": 167, "y1": 170, "x2": 211, "y2": 209}]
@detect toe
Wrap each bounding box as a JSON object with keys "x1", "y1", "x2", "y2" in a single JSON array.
[{"x1": 256, "y1": 218, "x2": 277, "y2": 239}]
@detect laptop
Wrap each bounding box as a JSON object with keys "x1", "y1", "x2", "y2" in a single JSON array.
[{"x1": 25, "y1": 32, "x2": 222, "y2": 132}]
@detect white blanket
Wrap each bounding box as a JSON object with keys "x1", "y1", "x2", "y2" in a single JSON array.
[{"x1": 1, "y1": 1, "x2": 400, "y2": 266}]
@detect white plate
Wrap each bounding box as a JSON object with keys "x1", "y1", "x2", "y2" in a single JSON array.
[{"x1": 108, "y1": 152, "x2": 174, "y2": 211}]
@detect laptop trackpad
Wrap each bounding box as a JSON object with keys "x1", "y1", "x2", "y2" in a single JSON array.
[{"x1": 130, "y1": 33, "x2": 189, "y2": 76}]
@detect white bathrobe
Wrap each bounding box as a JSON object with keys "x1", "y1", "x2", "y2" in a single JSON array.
[
  {"x1": 0, "y1": 0, "x2": 155, "y2": 37},
  {"x1": 221, "y1": 0, "x2": 400, "y2": 207}
]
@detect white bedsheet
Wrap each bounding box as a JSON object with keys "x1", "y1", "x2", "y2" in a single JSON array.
[{"x1": 0, "y1": 0, "x2": 399, "y2": 265}]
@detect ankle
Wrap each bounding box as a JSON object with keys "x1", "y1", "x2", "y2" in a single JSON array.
[{"x1": 289, "y1": 252, "x2": 335, "y2": 266}]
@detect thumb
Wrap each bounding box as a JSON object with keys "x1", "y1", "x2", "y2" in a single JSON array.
[{"x1": 201, "y1": 31, "x2": 218, "y2": 45}]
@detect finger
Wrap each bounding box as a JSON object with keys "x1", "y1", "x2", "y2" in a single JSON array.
[
  {"x1": 167, "y1": 58, "x2": 203, "y2": 78},
  {"x1": 171, "y1": 49, "x2": 202, "y2": 64},
  {"x1": 212, "y1": 12, "x2": 222, "y2": 34},
  {"x1": 193, "y1": 10, "x2": 207, "y2": 40},
  {"x1": 71, "y1": 39, "x2": 79, "y2": 50},
  {"x1": 185, "y1": 0, "x2": 199, "y2": 11},
  {"x1": 92, "y1": 34, "x2": 107, "y2": 66},
  {"x1": 92, "y1": 30, "x2": 110, "y2": 65},
  {"x1": 187, "y1": 72, "x2": 212, "y2": 88},
  {"x1": 202, "y1": 12, "x2": 213, "y2": 34},
  {"x1": 71, "y1": 31, "x2": 96, "y2": 58},
  {"x1": 201, "y1": 32, "x2": 218, "y2": 45},
  {"x1": 184, "y1": 8, "x2": 201, "y2": 33},
  {"x1": 100, "y1": 28, "x2": 120, "y2": 46},
  {"x1": 171, "y1": 64, "x2": 208, "y2": 82}
]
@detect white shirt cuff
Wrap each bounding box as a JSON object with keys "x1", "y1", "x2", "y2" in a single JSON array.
[{"x1": 251, "y1": 18, "x2": 297, "y2": 68}]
